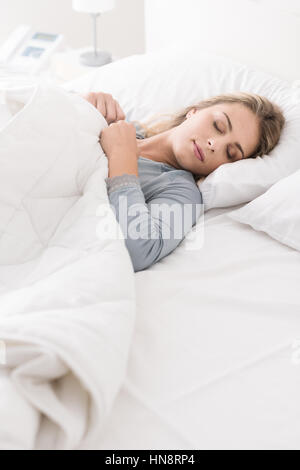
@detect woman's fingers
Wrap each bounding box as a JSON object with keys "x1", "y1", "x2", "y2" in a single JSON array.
[
  {"x1": 115, "y1": 100, "x2": 126, "y2": 121},
  {"x1": 101, "y1": 94, "x2": 118, "y2": 124},
  {"x1": 95, "y1": 93, "x2": 107, "y2": 119},
  {"x1": 82, "y1": 92, "x2": 126, "y2": 123}
]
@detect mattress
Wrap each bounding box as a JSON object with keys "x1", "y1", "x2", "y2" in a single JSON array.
[
  {"x1": 2, "y1": 75, "x2": 298, "y2": 449},
  {"x1": 91, "y1": 203, "x2": 300, "y2": 450}
]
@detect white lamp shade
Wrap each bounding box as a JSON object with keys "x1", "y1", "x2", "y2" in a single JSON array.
[{"x1": 72, "y1": 0, "x2": 115, "y2": 14}]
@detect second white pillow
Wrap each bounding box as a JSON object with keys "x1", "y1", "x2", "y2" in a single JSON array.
[{"x1": 227, "y1": 169, "x2": 300, "y2": 252}]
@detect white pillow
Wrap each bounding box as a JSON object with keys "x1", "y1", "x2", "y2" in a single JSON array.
[
  {"x1": 227, "y1": 169, "x2": 300, "y2": 252},
  {"x1": 62, "y1": 45, "x2": 300, "y2": 211}
]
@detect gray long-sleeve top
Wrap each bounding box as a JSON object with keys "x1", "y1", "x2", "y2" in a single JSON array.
[{"x1": 105, "y1": 123, "x2": 204, "y2": 272}]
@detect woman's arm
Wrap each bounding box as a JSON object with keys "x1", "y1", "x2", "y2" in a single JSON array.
[
  {"x1": 108, "y1": 153, "x2": 138, "y2": 178},
  {"x1": 105, "y1": 174, "x2": 203, "y2": 272},
  {"x1": 100, "y1": 120, "x2": 203, "y2": 272}
]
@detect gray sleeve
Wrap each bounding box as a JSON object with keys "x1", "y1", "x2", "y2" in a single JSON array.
[
  {"x1": 105, "y1": 173, "x2": 203, "y2": 272},
  {"x1": 105, "y1": 173, "x2": 140, "y2": 194}
]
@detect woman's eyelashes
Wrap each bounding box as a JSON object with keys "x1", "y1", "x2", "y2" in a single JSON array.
[
  {"x1": 213, "y1": 121, "x2": 235, "y2": 160},
  {"x1": 213, "y1": 121, "x2": 223, "y2": 134},
  {"x1": 226, "y1": 148, "x2": 235, "y2": 160}
]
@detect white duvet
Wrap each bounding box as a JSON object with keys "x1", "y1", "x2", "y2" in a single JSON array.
[{"x1": 0, "y1": 84, "x2": 136, "y2": 450}]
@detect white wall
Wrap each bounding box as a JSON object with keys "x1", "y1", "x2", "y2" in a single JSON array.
[
  {"x1": 144, "y1": 0, "x2": 300, "y2": 83},
  {"x1": 0, "y1": 0, "x2": 145, "y2": 58}
]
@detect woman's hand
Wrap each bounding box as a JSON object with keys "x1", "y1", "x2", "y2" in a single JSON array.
[
  {"x1": 81, "y1": 91, "x2": 126, "y2": 124},
  {"x1": 99, "y1": 120, "x2": 138, "y2": 160}
]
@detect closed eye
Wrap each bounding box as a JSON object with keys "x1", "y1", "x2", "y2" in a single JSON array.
[
  {"x1": 213, "y1": 121, "x2": 235, "y2": 160},
  {"x1": 213, "y1": 121, "x2": 223, "y2": 134},
  {"x1": 226, "y1": 147, "x2": 235, "y2": 161}
]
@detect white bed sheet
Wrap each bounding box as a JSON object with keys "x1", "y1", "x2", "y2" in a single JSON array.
[{"x1": 91, "y1": 204, "x2": 300, "y2": 450}]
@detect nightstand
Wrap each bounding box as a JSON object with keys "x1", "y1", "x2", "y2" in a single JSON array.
[{"x1": 50, "y1": 47, "x2": 119, "y2": 85}]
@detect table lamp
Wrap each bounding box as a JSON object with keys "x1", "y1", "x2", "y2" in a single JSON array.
[{"x1": 72, "y1": 0, "x2": 115, "y2": 66}]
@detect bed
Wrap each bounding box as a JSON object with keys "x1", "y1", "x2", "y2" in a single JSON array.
[
  {"x1": 81, "y1": 0, "x2": 300, "y2": 450},
  {"x1": 96, "y1": 204, "x2": 300, "y2": 450},
  {"x1": 1, "y1": 0, "x2": 300, "y2": 450}
]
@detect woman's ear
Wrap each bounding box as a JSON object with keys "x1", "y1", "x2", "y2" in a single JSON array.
[{"x1": 186, "y1": 108, "x2": 197, "y2": 119}]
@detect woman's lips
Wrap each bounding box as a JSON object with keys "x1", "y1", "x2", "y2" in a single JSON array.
[{"x1": 193, "y1": 141, "x2": 204, "y2": 162}]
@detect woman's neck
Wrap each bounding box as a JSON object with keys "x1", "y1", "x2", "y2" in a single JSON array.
[{"x1": 136, "y1": 131, "x2": 181, "y2": 169}]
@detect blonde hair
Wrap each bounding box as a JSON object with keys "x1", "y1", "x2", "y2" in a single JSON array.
[{"x1": 133, "y1": 92, "x2": 285, "y2": 180}]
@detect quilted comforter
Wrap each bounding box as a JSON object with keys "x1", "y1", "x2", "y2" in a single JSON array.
[{"x1": 0, "y1": 84, "x2": 136, "y2": 450}]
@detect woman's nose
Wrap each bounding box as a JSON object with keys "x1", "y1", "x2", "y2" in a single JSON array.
[{"x1": 208, "y1": 138, "x2": 215, "y2": 152}]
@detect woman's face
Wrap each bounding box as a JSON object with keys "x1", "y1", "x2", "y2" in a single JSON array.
[{"x1": 170, "y1": 103, "x2": 260, "y2": 176}]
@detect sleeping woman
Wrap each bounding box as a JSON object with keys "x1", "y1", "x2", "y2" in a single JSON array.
[{"x1": 82, "y1": 91, "x2": 285, "y2": 272}]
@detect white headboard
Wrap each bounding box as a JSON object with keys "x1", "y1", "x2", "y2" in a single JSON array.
[{"x1": 144, "y1": 0, "x2": 300, "y2": 84}]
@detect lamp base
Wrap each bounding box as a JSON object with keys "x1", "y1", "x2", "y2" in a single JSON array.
[{"x1": 79, "y1": 50, "x2": 112, "y2": 67}]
